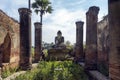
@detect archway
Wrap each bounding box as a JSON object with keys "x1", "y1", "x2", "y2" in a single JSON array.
[{"x1": 2, "y1": 33, "x2": 11, "y2": 63}]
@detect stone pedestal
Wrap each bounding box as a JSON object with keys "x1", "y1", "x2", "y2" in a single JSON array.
[
  {"x1": 48, "y1": 49, "x2": 70, "y2": 61},
  {"x1": 34, "y1": 22, "x2": 42, "y2": 62},
  {"x1": 108, "y1": 0, "x2": 120, "y2": 80},
  {"x1": 85, "y1": 6, "x2": 99, "y2": 70},
  {"x1": 75, "y1": 21, "x2": 84, "y2": 62},
  {"x1": 18, "y1": 8, "x2": 32, "y2": 70}
]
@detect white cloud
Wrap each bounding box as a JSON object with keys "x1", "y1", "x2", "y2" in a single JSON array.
[
  {"x1": 0, "y1": 0, "x2": 108, "y2": 46},
  {"x1": 68, "y1": 0, "x2": 86, "y2": 6},
  {"x1": 42, "y1": 8, "x2": 86, "y2": 44}
]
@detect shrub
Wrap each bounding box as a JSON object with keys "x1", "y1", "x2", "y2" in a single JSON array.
[
  {"x1": 15, "y1": 61, "x2": 88, "y2": 80},
  {"x1": 1, "y1": 67, "x2": 18, "y2": 78}
]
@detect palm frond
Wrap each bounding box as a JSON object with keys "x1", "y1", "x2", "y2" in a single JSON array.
[
  {"x1": 35, "y1": 9, "x2": 39, "y2": 15},
  {"x1": 32, "y1": 0, "x2": 53, "y2": 23},
  {"x1": 32, "y1": 2, "x2": 38, "y2": 9},
  {"x1": 46, "y1": 6, "x2": 53, "y2": 13}
]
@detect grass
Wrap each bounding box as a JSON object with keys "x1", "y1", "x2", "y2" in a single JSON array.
[
  {"x1": 15, "y1": 61, "x2": 88, "y2": 80},
  {"x1": 32, "y1": 47, "x2": 35, "y2": 58},
  {"x1": 1, "y1": 67, "x2": 18, "y2": 78}
]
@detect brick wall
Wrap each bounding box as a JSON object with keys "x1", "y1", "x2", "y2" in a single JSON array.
[
  {"x1": 0, "y1": 9, "x2": 20, "y2": 68},
  {"x1": 97, "y1": 16, "x2": 109, "y2": 76}
]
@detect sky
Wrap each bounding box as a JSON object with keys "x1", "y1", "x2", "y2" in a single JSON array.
[{"x1": 0, "y1": 0, "x2": 108, "y2": 46}]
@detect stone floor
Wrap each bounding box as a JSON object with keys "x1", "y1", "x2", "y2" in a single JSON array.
[{"x1": 89, "y1": 70, "x2": 109, "y2": 80}]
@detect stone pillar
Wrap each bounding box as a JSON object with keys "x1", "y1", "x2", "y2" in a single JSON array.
[
  {"x1": 85, "y1": 6, "x2": 99, "y2": 70},
  {"x1": 18, "y1": 8, "x2": 32, "y2": 70},
  {"x1": 75, "y1": 21, "x2": 84, "y2": 62},
  {"x1": 108, "y1": 0, "x2": 120, "y2": 80},
  {"x1": 34, "y1": 22, "x2": 42, "y2": 62}
]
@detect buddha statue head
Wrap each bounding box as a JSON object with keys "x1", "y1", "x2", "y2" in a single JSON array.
[{"x1": 57, "y1": 30, "x2": 62, "y2": 38}]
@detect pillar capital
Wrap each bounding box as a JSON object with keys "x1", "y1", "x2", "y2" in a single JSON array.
[
  {"x1": 34, "y1": 22, "x2": 42, "y2": 29},
  {"x1": 86, "y1": 6, "x2": 99, "y2": 16},
  {"x1": 76, "y1": 21, "x2": 84, "y2": 25},
  {"x1": 18, "y1": 8, "x2": 31, "y2": 15},
  {"x1": 76, "y1": 21, "x2": 84, "y2": 31},
  {"x1": 109, "y1": 0, "x2": 119, "y2": 4}
]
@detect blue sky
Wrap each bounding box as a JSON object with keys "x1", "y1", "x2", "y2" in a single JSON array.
[{"x1": 0, "y1": 0, "x2": 108, "y2": 46}]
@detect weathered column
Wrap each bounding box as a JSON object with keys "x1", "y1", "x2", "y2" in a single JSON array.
[
  {"x1": 34, "y1": 22, "x2": 42, "y2": 62},
  {"x1": 85, "y1": 6, "x2": 99, "y2": 70},
  {"x1": 18, "y1": 8, "x2": 32, "y2": 70},
  {"x1": 108, "y1": 0, "x2": 120, "y2": 80},
  {"x1": 75, "y1": 21, "x2": 84, "y2": 62}
]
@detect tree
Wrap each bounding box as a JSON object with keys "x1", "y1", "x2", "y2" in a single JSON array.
[
  {"x1": 32, "y1": 0, "x2": 53, "y2": 24},
  {"x1": 29, "y1": 0, "x2": 31, "y2": 9},
  {"x1": 65, "y1": 41, "x2": 71, "y2": 46}
]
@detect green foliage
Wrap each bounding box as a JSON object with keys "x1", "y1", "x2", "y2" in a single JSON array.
[
  {"x1": 43, "y1": 49, "x2": 48, "y2": 57},
  {"x1": 1, "y1": 67, "x2": 18, "y2": 78},
  {"x1": 31, "y1": 47, "x2": 35, "y2": 58},
  {"x1": 65, "y1": 41, "x2": 73, "y2": 50},
  {"x1": 15, "y1": 61, "x2": 88, "y2": 80},
  {"x1": 32, "y1": 0, "x2": 53, "y2": 23}
]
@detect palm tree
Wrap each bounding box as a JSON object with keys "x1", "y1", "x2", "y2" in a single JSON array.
[
  {"x1": 32, "y1": 0, "x2": 53, "y2": 25},
  {"x1": 29, "y1": 0, "x2": 31, "y2": 9}
]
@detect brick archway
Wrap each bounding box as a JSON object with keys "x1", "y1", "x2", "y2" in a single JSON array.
[{"x1": 2, "y1": 33, "x2": 11, "y2": 63}]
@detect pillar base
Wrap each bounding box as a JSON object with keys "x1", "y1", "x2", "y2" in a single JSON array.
[
  {"x1": 85, "y1": 63, "x2": 97, "y2": 70},
  {"x1": 20, "y1": 64, "x2": 32, "y2": 70}
]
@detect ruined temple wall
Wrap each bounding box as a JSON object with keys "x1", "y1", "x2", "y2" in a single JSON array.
[
  {"x1": 0, "y1": 10, "x2": 20, "y2": 64},
  {"x1": 97, "y1": 16, "x2": 109, "y2": 76}
]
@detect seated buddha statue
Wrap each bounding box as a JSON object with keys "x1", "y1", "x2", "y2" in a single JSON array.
[{"x1": 55, "y1": 30, "x2": 66, "y2": 48}]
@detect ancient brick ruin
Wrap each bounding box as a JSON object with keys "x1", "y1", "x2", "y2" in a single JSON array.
[
  {"x1": 0, "y1": 0, "x2": 120, "y2": 79},
  {"x1": 0, "y1": 10, "x2": 20, "y2": 70},
  {"x1": 97, "y1": 16, "x2": 109, "y2": 76},
  {"x1": 108, "y1": 0, "x2": 120, "y2": 79}
]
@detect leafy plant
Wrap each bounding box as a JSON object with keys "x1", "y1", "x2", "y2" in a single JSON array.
[
  {"x1": 1, "y1": 67, "x2": 18, "y2": 78},
  {"x1": 15, "y1": 61, "x2": 88, "y2": 80}
]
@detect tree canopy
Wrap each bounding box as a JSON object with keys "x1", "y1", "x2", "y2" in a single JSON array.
[{"x1": 32, "y1": 0, "x2": 53, "y2": 24}]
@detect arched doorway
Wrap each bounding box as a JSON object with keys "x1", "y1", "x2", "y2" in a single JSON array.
[{"x1": 2, "y1": 33, "x2": 11, "y2": 63}]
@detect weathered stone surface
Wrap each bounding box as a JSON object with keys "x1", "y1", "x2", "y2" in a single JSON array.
[
  {"x1": 75, "y1": 21, "x2": 84, "y2": 62},
  {"x1": 34, "y1": 22, "x2": 42, "y2": 62},
  {"x1": 85, "y1": 6, "x2": 99, "y2": 70},
  {"x1": 0, "y1": 10, "x2": 20, "y2": 67},
  {"x1": 48, "y1": 49, "x2": 70, "y2": 60},
  {"x1": 108, "y1": 0, "x2": 120, "y2": 80},
  {"x1": 97, "y1": 16, "x2": 109, "y2": 76},
  {"x1": 18, "y1": 8, "x2": 32, "y2": 70}
]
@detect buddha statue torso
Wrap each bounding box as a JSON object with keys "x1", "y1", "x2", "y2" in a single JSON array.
[
  {"x1": 54, "y1": 30, "x2": 65, "y2": 48},
  {"x1": 55, "y1": 36, "x2": 64, "y2": 45}
]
